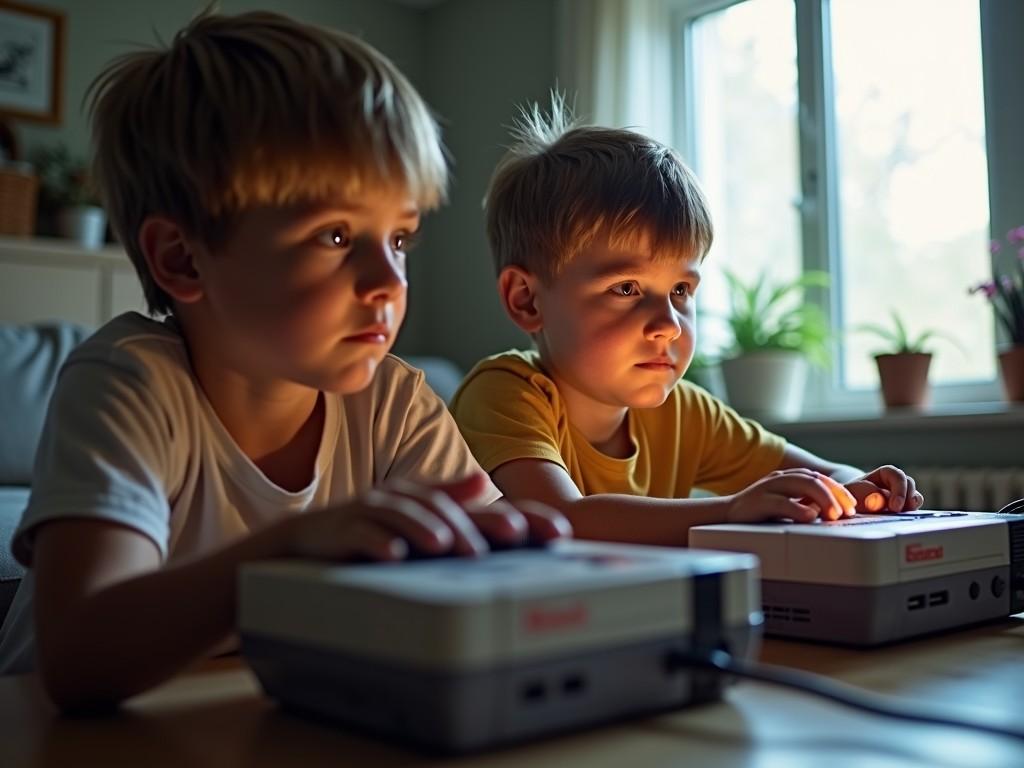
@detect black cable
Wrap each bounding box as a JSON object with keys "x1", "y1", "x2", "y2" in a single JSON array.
[{"x1": 670, "y1": 649, "x2": 1024, "y2": 744}]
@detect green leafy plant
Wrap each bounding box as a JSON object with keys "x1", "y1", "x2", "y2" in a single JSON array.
[
  {"x1": 856, "y1": 310, "x2": 961, "y2": 355},
  {"x1": 29, "y1": 142, "x2": 100, "y2": 210},
  {"x1": 720, "y1": 268, "x2": 831, "y2": 366}
]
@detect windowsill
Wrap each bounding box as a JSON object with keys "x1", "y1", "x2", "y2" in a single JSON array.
[
  {"x1": 767, "y1": 401, "x2": 1024, "y2": 434},
  {"x1": 760, "y1": 400, "x2": 1024, "y2": 469}
]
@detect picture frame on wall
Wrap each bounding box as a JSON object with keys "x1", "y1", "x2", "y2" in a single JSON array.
[{"x1": 0, "y1": 1, "x2": 65, "y2": 124}]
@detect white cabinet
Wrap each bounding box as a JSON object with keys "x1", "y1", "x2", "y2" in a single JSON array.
[{"x1": 0, "y1": 236, "x2": 147, "y2": 326}]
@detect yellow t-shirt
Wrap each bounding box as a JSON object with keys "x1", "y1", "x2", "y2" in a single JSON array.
[{"x1": 451, "y1": 350, "x2": 787, "y2": 498}]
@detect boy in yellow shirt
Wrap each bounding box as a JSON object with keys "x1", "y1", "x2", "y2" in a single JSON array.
[
  {"x1": 452, "y1": 101, "x2": 922, "y2": 545},
  {"x1": 0, "y1": 12, "x2": 569, "y2": 708}
]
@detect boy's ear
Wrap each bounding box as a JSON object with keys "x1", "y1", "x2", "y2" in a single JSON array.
[
  {"x1": 138, "y1": 215, "x2": 203, "y2": 305},
  {"x1": 498, "y1": 265, "x2": 544, "y2": 334}
]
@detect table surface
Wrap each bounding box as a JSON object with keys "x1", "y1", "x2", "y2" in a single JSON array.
[{"x1": 2, "y1": 618, "x2": 1023, "y2": 768}]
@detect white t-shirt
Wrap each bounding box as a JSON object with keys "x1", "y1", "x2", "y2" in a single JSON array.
[{"x1": 0, "y1": 312, "x2": 498, "y2": 674}]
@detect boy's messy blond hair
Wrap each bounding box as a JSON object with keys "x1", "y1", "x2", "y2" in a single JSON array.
[
  {"x1": 485, "y1": 94, "x2": 712, "y2": 282},
  {"x1": 88, "y1": 9, "x2": 447, "y2": 315}
]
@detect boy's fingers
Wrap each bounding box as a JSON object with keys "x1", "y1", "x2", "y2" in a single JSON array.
[
  {"x1": 863, "y1": 491, "x2": 888, "y2": 513},
  {"x1": 819, "y1": 476, "x2": 857, "y2": 515},
  {"x1": 468, "y1": 502, "x2": 528, "y2": 546},
  {"x1": 759, "y1": 497, "x2": 821, "y2": 524},
  {"x1": 517, "y1": 499, "x2": 573, "y2": 541},
  {"x1": 905, "y1": 477, "x2": 922, "y2": 509},
  {"x1": 845, "y1": 483, "x2": 890, "y2": 513},
  {"x1": 762, "y1": 475, "x2": 843, "y2": 519},
  {"x1": 361, "y1": 489, "x2": 455, "y2": 554},
  {"x1": 867, "y1": 465, "x2": 910, "y2": 511},
  {"x1": 769, "y1": 470, "x2": 855, "y2": 514},
  {"x1": 338, "y1": 519, "x2": 409, "y2": 562},
  {"x1": 385, "y1": 481, "x2": 488, "y2": 556},
  {"x1": 469, "y1": 500, "x2": 572, "y2": 547}
]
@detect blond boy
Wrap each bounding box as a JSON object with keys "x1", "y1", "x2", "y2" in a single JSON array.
[
  {"x1": 0, "y1": 12, "x2": 569, "y2": 708},
  {"x1": 452, "y1": 101, "x2": 923, "y2": 545}
]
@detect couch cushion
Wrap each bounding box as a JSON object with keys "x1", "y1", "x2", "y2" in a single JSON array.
[
  {"x1": 0, "y1": 323, "x2": 92, "y2": 486},
  {"x1": 0, "y1": 487, "x2": 28, "y2": 626},
  {"x1": 0, "y1": 487, "x2": 27, "y2": 580},
  {"x1": 402, "y1": 355, "x2": 464, "y2": 404}
]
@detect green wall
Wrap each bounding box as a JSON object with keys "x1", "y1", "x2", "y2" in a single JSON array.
[
  {"x1": 8, "y1": 0, "x2": 559, "y2": 361},
  {"x1": 408, "y1": 0, "x2": 557, "y2": 368},
  {"x1": 12, "y1": 0, "x2": 428, "y2": 158},
  {"x1": 982, "y1": 0, "x2": 1024, "y2": 256}
]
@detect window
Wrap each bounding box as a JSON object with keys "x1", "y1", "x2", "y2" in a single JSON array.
[{"x1": 678, "y1": 0, "x2": 998, "y2": 412}]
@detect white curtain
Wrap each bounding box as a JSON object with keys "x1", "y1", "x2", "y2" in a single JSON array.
[{"x1": 557, "y1": 0, "x2": 677, "y2": 147}]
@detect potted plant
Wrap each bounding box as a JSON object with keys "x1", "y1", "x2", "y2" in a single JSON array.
[
  {"x1": 857, "y1": 310, "x2": 956, "y2": 410},
  {"x1": 29, "y1": 143, "x2": 107, "y2": 248},
  {"x1": 682, "y1": 349, "x2": 724, "y2": 398},
  {"x1": 971, "y1": 227, "x2": 1024, "y2": 401},
  {"x1": 716, "y1": 269, "x2": 830, "y2": 422}
]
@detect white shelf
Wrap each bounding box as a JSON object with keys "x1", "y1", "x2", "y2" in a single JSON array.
[{"x1": 0, "y1": 236, "x2": 146, "y2": 327}]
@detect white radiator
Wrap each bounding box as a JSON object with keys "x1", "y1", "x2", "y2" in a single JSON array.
[{"x1": 906, "y1": 466, "x2": 1024, "y2": 512}]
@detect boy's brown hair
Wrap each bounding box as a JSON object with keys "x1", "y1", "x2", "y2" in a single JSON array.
[
  {"x1": 87, "y1": 9, "x2": 447, "y2": 315},
  {"x1": 484, "y1": 95, "x2": 713, "y2": 281}
]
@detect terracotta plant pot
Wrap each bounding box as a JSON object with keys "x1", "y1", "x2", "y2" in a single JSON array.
[
  {"x1": 874, "y1": 352, "x2": 932, "y2": 410},
  {"x1": 998, "y1": 346, "x2": 1024, "y2": 402}
]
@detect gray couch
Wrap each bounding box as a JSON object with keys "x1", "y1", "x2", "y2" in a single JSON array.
[
  {"x1": 0, "y1": 320, "x2": 464, "y2": 628},
  {"x1": 0, "y1": 323, "x2": 93, "y2": 624}
]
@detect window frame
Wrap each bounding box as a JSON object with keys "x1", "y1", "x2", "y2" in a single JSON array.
[{"x1": 671, "y1": 0, "x2": 1006, "y2": 416}]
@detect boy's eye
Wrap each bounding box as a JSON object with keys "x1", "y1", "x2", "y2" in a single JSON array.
[
  {"x1": 673, "y1": 283, "x2": 691, "y2": 297},
  {"x1": 392, "y1": 229, "x2": 420, "y2": 254},
  {"x1": 611, "y1": 282, "x2": 640, "y2": 296},
  {"x1": 317, "y1": 227, "x2": 351, "y2": 249}
]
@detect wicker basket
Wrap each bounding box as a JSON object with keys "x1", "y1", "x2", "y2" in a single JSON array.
[{"x1": 0, "y1": 165, "x2": 39, "y2": 236}]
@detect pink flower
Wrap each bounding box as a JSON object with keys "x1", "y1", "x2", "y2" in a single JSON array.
[
  {"x1": 970, "y1": 281, "x2": 997, "y2": 298},
  {"x1": 973, "y1": 225, "x2": 1024, "y2": 344}
]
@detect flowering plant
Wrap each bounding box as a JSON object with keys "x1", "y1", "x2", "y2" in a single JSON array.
[{"x1": 970, "y1": 226, "x2": 1024, "y2": 346}]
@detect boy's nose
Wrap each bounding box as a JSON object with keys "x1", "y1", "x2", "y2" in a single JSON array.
[
  {"x1": 644, "y1": 300, "x2": 683, "y2": 340},
  {"x1": 354, "y1": 244, "x2": 407, "y2": 303}
]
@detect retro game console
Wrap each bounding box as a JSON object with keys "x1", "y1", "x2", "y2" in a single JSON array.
[
  {"x1": 239, "y1": 540, "x2": 761, "y2": 752},
  {"x1": 689, "y1": 511, "x2": 1024, "y2": 645}
]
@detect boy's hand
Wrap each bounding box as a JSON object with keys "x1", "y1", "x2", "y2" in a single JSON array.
[
  {"x1": 845, "y1": 465, "x2": 923, "y2": 513},
  {"x1": 284, "y1": 472, "x2": 570, "y2": 562},
  {"x1": 726, "y1": 469, "x2": 857, "y2": 524}
]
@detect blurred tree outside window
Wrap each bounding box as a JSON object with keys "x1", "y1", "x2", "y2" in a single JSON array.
[{"x1": 683, "y1": 0, "x2": 993, "y2": 411}]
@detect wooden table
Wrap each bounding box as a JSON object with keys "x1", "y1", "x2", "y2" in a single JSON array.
[{"x1": 2, "y1": 618, "x2": 1024, "y2": 768}]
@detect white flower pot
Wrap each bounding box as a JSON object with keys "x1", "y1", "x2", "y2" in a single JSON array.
[
  {"x1": 719, "y1": 350, "x2": 808, "y2": 423},
  {"x1": 57, "y1": 205, "x2": 106, "y2": 249}
]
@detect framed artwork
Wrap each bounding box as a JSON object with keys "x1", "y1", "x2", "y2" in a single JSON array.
[{"x1": 0, "y1": 1, "x2": 64, "y2": 123}]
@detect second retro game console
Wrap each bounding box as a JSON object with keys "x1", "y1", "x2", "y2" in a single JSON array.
[{"x1": 690, "y1": 511, "x2": 1024, "y2": 645}]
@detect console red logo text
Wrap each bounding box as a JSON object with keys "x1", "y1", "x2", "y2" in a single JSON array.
[
  {"x1": 523, "y1": 602, "x2": 588, "y2": 633},
  {"x1": 905, "y1": 543, "x2": 944, "y2": 563}
]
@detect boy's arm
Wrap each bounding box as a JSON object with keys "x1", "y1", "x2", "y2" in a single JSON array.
[
  {"x1": 778, "y1": 444, "x2": 862, "y2": 482},
  {"x1": 32, "y1": 473, "x2": 562, "y2": 712},
  {"x1": 491, "y1": 458, "x2": 847, "y2": 547},
  {"x1": 33, "y1": 516, "x2": 294, "y2": 712}
]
